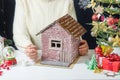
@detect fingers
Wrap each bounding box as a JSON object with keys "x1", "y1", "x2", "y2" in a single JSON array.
[
  {"x1": 79, "y1": 47, "x2": 88, "y2": 56},
  {"x1": 25, "y1": 44, "x2": 37, "y2": 53},
  {"x1": 25, "y1": 48, "x2": 37, "y2": 54},
  {"x1": 79, "y1": 40, "x2": 88, "y2": 49},
  {"x1": 79, "y1": 40, "x2": 89, "y2": 56},
  {"x1": 26, "y1": 44, "x2": 37, "y2": 50},
  {"x1": 25, "y1": 44, "x2": 38, "y2": 60}
]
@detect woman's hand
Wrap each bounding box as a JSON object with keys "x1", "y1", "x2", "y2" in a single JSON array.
[
  {"x1": 25, "y1": 44, "x2": 38, "y2": 62},
  {"x1": 79, "y1": 40, "x2": 89, "y2": 56}
]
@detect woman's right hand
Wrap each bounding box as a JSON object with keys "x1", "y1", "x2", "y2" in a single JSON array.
[{"x1": 25, "y1": 44, "x2": 38, "y2": 62}]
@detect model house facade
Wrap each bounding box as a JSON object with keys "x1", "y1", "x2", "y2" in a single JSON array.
[{"x1": 39, "y1": 14, "x2": 86, "y2": 67}]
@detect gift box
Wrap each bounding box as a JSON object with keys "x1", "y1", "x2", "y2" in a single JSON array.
[
  {"x1": 96, "y1": 54, "x2": 105, "y2": 68},
  {"x1": 112, "y1": 61, "x2": 120, "y2": 72},
  {"x1": 102, "y1": 58, "x2": 120, "y2": 72}
]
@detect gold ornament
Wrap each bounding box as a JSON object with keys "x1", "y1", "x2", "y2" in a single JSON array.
[
  {"x1": 94, "y1": 68, "x2": 103, "y2": 73},
  {"x1": 111, "y1": 35, "x2": 120, "y2": 47},
  {"x1": 100, "y1": 45, "x2": 113, "y2": 56},
  {"x1": 91, "y1": 21, "x2": 107, "y2": 37},
  {"x1": 87, "y1": 0, "x2": 96, "y2": 9},
  {"x1": 95, "y1": 5, "x2": 104, "y2": 14}
]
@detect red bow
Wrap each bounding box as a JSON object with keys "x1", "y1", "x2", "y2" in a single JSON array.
[{"x1": 107, "y1": 53, "x2": 120, "y2": 61}]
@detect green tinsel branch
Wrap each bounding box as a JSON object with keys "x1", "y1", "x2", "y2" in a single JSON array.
[
  {"x1": 104, "y1": 7, "x2": 120, "y2": 15},
  {"x1": 96, "y1": 38, "x2": 113, "y2": 46},
  {"x1": 118, "y1": 19, "x2": 120, "y2": 27},
  {"x1": 95, "y1": 0, "x2": 120, "y2": 4}
]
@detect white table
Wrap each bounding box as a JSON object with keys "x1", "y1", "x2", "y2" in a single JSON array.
[{"x1": 0, "y1": 50, "x2": 120, "y2": 80}]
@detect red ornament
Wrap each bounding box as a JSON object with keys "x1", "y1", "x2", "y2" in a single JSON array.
[
  {"x1": 114, "y1": 18, "x2": 119, "y2": 24},
  {"x1": 95, "y1": 46, "x2": 102, "y2": 54},
  {"x1": 106, "y1": 16, "x2": 115, "y2": 26},
  {"x1": 100, "y1": 15, "x2": 105, "y2": 21},
  {"x1": 92, "y1": 14, "x2": 99, "y2": 21}
]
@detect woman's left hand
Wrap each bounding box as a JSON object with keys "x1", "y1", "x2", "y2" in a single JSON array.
[{"x1": 79, "y1": 40, "x2": 89, "y2": 56}]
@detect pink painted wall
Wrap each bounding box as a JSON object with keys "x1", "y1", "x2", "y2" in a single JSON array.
[
  {"x1": 71, "y1": 37, "x2": 80, "y2": 62},
  {"x1": 41, "y1": 23, "x2": 80, "y2": 63}
]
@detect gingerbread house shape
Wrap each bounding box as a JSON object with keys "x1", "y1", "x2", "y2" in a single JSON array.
[{"x1": 37, "y1": 14, "x2": 86, "y2": 67}]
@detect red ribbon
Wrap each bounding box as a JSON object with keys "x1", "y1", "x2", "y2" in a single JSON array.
[{"x1": 107, "y1": 53, "x2": 120, "y2": 61}]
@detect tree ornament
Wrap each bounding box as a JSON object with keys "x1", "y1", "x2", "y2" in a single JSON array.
[
  {"x1": 94, "y1": 5, "x2": 104, "y2": 14},
  {"x1": 106, "y1": 16, "x2": 115, "y2": 26},
  {"x1": 92, "y1": 13, "x2": 99, "y2": 21},
  {"x1": 100, "y1": 15, "x2": 105, "y2": 21},
  {"x1": 114, "y1": 18, "x2": 119, "y2": 24},
  {"x1": 94, "y1": 68, "x2": 103, "y2": 73},
  {"x1": 111, "y1": 35, "x2": 120, "y2": 47},
  {"x1": 87, "y1": 54, "x2": 98, "y2": 70},
  {"x1": 95, "y1": 46, "x2": 102, "y2": 54},
  {"x1": 108, "y1": 36, "x2": 113, "y2": 42},
  {"x1": 100, "y1": 45, "x2": 113, "y2": 56},
  {"x1": 87, "y1": 0, "x2": 96, "y2": 9}
]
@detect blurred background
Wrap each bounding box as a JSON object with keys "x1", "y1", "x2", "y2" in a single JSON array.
[{"x1": 0, "y1": 0, "x2": 15, "y2": 47}]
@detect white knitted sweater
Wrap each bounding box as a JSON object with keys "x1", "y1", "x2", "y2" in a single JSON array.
[{"x1": 13, "y1": 0, "x2": 77, "y2": 51}]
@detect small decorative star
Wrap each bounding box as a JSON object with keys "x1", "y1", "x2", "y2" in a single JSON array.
[
  {"x1": 87, "y1": 0, "x2": 96, "y2": 9},
  {"x1": 95, "y1": 5, "x2": 104, "y2": 14},
  {"x1": 112, "y1": 35, "x2": 120, "y2": 47}
]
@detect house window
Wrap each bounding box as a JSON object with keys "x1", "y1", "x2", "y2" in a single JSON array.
[{"x1": 51, "y1": 40, "x2": 61, "y2": 48}]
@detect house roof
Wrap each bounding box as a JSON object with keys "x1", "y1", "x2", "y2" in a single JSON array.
[{"x1": 37, "y1": 14, "x2": 86, "y2": 38}]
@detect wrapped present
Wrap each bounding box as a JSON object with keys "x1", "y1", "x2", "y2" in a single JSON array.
[
  {"x1": 96, "y1": 54, "x2": 105, "y2": 68},
  {"x1": 112, "y1": 62, "x2": 120, "y2": 72},
  {"x1": 102, "y1": 58, "x2": 113, "y2": 71},
  {"x1": 102, "y1": 54, "x2": 120, "y2": 72},
  {"x1": 94, "y1": 45, "x2": 113, "y2": 68}
]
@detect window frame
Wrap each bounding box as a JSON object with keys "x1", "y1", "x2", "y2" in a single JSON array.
[{"x1": 49, "y1": 38, "x2": 62, "y2": 50}]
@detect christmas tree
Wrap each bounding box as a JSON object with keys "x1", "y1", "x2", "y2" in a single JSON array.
[
  {"x1": 86, "y1": 0, "x2": 120, "y2": 47},
  {"x1": 79, "y1": 0, "x2": 120, "y2": 73},
  {"x1": 87, "y1": 54, "x2": 98, "y2": 70}
]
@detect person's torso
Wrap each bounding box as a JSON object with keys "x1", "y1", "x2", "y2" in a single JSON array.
[{"x1": 22, "y1": 0, "x2": 72, "y2": 49}]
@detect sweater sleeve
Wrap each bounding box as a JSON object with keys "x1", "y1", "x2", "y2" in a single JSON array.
[
  {"x1": 13, "y1": 0, "x2": 32, "y2": 51},
  {"x1": 68, "y1": 0, "x2": 77, "y2": 21},
  {"x1": 68, "y1": 0, "x2": 82, "y2": 40}
]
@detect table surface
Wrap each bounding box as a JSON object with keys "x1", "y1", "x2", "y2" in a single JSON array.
[{"x1": 0, "y1": 50, "x2": 120, "y2": 80}]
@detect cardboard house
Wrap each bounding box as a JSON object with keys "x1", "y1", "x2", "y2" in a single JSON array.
[{"x1": 37, "y1": 14, "x2": 86, "y2": 67}]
